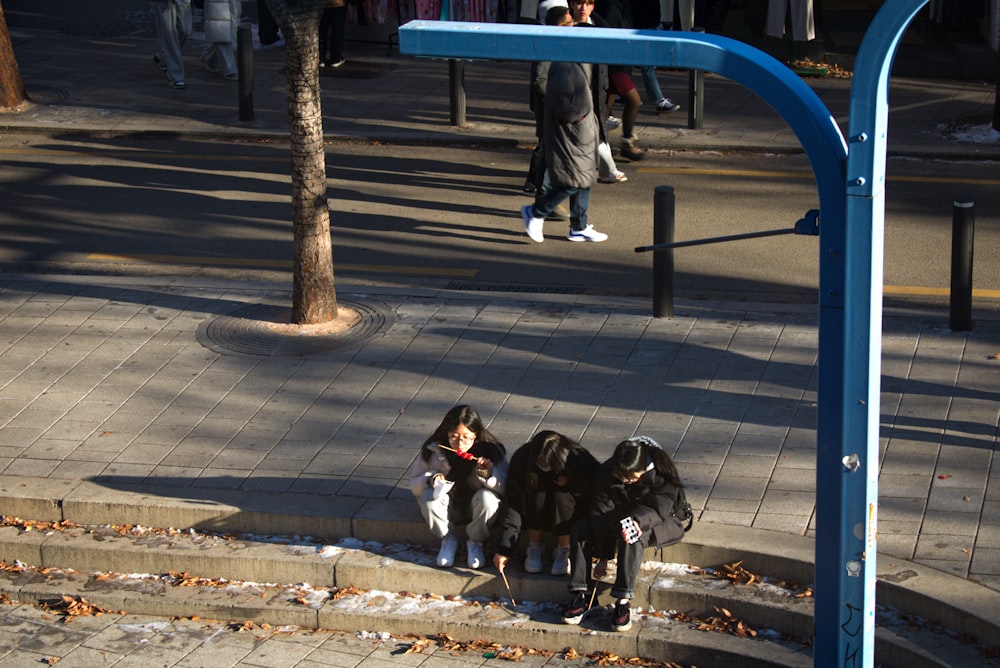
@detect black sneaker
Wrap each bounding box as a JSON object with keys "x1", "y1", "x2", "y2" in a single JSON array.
[
  {"x1": 612, "y1": 600, "x2": 632, "y2": 631},
  {"x1": 152, "y1": 54, "x2": 169, "y2": 78},
  {"x1": 561, "y1": 591, "x2": 588, "y2": 625}
]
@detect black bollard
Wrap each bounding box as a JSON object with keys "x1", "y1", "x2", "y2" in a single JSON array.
[
  {"x1": 687, "y1": 27, "x2": 705, "y2": 130},
  {"x1": 237, "y1": 25, "x2": 254, "y2": 122},
  {"x1": 949, "y1": 199, "x2": 975, "y2": 331},
  {"x1": 449, "y1": 60, "x2": 466, "y2": 126},
  {"x1": 653, "y1": 186, "x2": 676, "y2": 318}
]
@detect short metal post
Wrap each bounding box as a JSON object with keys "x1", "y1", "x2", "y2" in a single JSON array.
[
  {"x1": 449, "y1": 59, "x2": 466, "y2": 126},
  {"x1": 653, "y1": 186, "x2": 675, "y2": 318},
  {"x1": 687, "y1": 27, "x2": 705, "y2": 130},
  {"x1": 237, "y1": 25, "x2": 254, "y2": 122},
  {"x1": 950, "y1": 199, "x2": 975, "y2": 331}
]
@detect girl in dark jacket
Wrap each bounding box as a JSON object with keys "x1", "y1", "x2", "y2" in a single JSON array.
[
  {"x1": 561, "y1": 436, "x2": 688, "y2": 631},
  {"x1": 493, "y1": 431, "x2": 600, "y2": 576}
]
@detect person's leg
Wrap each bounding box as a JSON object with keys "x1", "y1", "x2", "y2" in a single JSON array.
[
  {"x1": 640, "y1": 65, "x2": 664, "y2": 103},
  {"x1": 568, "y1": 188, "x2": 587, "y2": 233},
  {"x1": 416, "y1": 488, "x2": 451, "y2": 539},
  {"x1": 597, "y1": 141, "x2": 624, "y2": 181},
  {"x1": 329, "y1": 4, "x2": 348, "y2": 64},
  {"x1": 566, "y1": 517, "x2": 594, "y2": 593},
  {"x1": 467, "y1": 489, "x2": 502, "y2": 542},
  {"x1": 532, "y1": 180, "x2": 570, "y2": 220},
  {"x1": 151, "y1": 0, "x2": 187, "y2": 84},
  {"x1": 319, "y1": 9, "x2": 331, "y2": 63},
  {"x1": 621, "y1": 88, "x2": 641, "y2": 142},
  {"x1": 256, "y1": 0, "x2": 281, "y2": 44},
  {"x1": 610, "y1": 534, "x2": 645, "y2": 601}
]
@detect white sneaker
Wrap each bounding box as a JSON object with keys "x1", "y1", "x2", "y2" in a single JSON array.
[
  {"x1": 437, "y1": 534, "x2": 459, "y2": 568},
  {"x1": 656, "y1": 97, "x2": 680, "y2": 113},
  {"x1": 551, "y1": 545, "x2": 571, "y2": 575},
  {"x1": 521, "y1": 205, "x2": 544, "y2": 243},
  {"x1": 466, "y1": 540, "x2": 486, "y2": 569},
  {"x1": 524, "y1": 543, "x2": 543, "y2": 574},
  {"x1": 607, "y1": 115, "x2": 622, "y2": 130},
  {"x1": 567, "y1": 225, "x2": 608, "y2": 242}
]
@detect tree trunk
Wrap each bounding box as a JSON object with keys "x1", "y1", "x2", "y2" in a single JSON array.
[
  {"x1": 0, "y1": 2, "x2": 28, "y2": 109},
  {"x1": 266, "y1": 0, "x2": 338, "y2": 324}
]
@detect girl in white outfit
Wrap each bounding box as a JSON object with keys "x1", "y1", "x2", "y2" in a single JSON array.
[{"x1": 408, "y1": 405, "x2": 507, "y2": 569}]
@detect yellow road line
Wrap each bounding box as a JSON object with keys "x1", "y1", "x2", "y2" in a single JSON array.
[
  {"x1": 638, "y1": 167, "x2": 1000, "y2": 186},
  {"x1": 86, "y1": 253, "x2": 478, "y2": 277},
  {"x1": 884, "y1": 285, "x2": 1000, "y2": 299}
]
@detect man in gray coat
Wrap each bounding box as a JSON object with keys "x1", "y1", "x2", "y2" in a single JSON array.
[{"x1": 520, "y1": 59, "x2": 609, "y2": 243}]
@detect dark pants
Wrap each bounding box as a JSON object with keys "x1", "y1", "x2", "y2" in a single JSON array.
[
  {"x1": 320, "y1": 6, "x2": 347, "y2": 64},
  {"x1": 522, "y1": 489, "x2": 578, "y2": 536},
  {"x1": 256, "y1": 0, "x2": 280, "y2": 44},
  {"x1": 567, "y1": 514, "x2": 651, "y2": 600}
]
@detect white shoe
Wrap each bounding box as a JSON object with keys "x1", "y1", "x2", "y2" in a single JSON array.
[
  {"x1": 607, "y1": 115, "x2": 622, "y2": 131},
  {"x1": 466, "y1": 540, "x2": 486, "y2": 569},
  {"x1": 524, "y1": 543, "x2": 543, "y2": 574},
  {"x1": 551, "y1": 545, "x2": 571, "y2": 575},
  {"x1": 521, "y1": 205, "x2": 544, "y2": 243},
  {"x1": 437, "y1": 534, "x2": 459, "y2": 568},
  {"x1": 656, "y1": 97, "x2": 680, "y2": 113},
  {"x1": 567, "y1": 225, "x2": 608, "y2": 242}
]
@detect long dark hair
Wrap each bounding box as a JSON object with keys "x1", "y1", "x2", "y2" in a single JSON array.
[
  {"x1": 610, "y1": 436, "x2": 681, "y2": 487},
  {"x1": 517, "y1": 430, "x2": 579, "y2": 488},
  {"x1": 420, "y1": 405, "x2": 504, "y2": 461}
]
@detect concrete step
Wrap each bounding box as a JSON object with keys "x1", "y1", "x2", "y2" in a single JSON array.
[{"x1": 2, "y1": 476, "x2": 999, "y2": 666}]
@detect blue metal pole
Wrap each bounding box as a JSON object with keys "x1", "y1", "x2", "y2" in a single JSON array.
[{"x1": 813, "y1": 1, "x2": 928, "y2": 666}]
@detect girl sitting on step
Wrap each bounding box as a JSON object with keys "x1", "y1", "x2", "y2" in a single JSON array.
[{"x1": 408, "y1": 405, "x2": 507, "y2": 570}]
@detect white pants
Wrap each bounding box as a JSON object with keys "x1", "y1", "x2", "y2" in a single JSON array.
[
  {"x1": 766, "y1": 0, "x2": 815, "y2": 41},
  {"x1": 416, "y1": 487, "x2": 502, "y2": 542},
  {"x1": 597, "y1": 141, "x2": 618, "y2": 178}
]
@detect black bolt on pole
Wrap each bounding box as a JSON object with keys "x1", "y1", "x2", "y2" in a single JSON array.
[
  {"x1": 950, "y1": 199, "x2": 975, "y2": 332},
  {"x1": 237, "y1": 25, "x2": 254, "y2": 122},
  {"x1": 449, "y1": 60, "x2": 466, "y2": 126},
  {"x1": 653, "y1": 186, "x2": 676, "y2": 319}
]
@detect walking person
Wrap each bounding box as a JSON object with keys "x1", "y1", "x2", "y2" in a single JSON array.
[
  {"x1": 520, "y1": 51, "x2": 608, "y2": 243},
  {"x1": 560, "y1": 436, "x2": 692, "y2": 631},
  {"x1": 319, "y1": 0, "x2": 348, "y2": 69},
  {"x1": 595, "y1": 0, "x2": 647, "y2": 160},
  {"x1": 569, "y1": 1, "x2": 628, "y2": 184},
  {"x1": 150, "y1": 0, "x2": 192, "y2": 89},
  {"x1": 493, "y1": 431, "x2": 600, "y2": 576},
  {"x1": 630, "y1": 0, "x2": 680, "y2": 114},
  {"x1": 201, "y1": 0, "x2": 240, "y2": 80},
  {"x1": 408, "y1": 405, "x2": 507, "y2": 569},
  {"x1": 522, "y1": 1, "x2": 572, "y2": 195},
  {"x1": 256, "y1": 0, "x2": 283, "y2": 47}
]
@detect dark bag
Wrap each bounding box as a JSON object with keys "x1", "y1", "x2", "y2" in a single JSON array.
[{"x1": 673, "y1": 486, "x2": 694, "y2": 532}]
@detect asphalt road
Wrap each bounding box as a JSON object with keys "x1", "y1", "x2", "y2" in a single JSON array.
[{"x1": 2, "y1": 135, "x2": 998, "y2": 308}]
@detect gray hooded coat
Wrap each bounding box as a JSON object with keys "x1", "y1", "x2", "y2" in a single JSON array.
[{"x1": 543, "y1": 61, "x2": 599, "y2": 189}]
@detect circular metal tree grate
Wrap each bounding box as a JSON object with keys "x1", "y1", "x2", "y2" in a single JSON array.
[{"x1": 196, "y1": 298, "x2": 393, "y2": 358}]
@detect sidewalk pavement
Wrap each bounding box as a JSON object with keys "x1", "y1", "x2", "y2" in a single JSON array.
[{"x1": 0, "y1": 19, "x2": 998, "y2": 664}]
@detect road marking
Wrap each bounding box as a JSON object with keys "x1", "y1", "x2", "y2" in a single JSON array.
[
  {"x1": 638, "y1": 167, "x2": 1000, "y2": 186},
  {"x1": 884, "y1": 285, "x2": 1000, "y2": 298},
  {"x1": 86, "y1": 253, "x2": 478, "y2": 277}
]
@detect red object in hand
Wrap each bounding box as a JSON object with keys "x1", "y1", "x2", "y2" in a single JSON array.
[{"x1": 456, "y1": 449, "x2": 475, "y2": 461}]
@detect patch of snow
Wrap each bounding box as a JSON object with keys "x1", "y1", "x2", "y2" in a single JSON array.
[{"x1": 950, "y1": 123, "x2": 1000, "y2": 144}]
